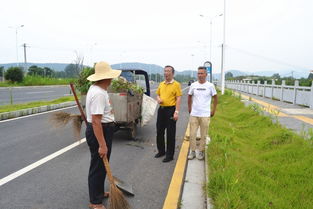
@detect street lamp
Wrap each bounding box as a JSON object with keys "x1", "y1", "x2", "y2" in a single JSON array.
[
  {"x1": 9, "y1": 25, "x2": 24, "y2": 66},
  {"x1": 221, "y1": 0, "x2": 227, "y2": 95},
  {"x1": 200, "y1": 14, "x2": 223, "y2": 62},
  {"x1": 191, "y1": 54, "x2": 194, "y2": 78}
]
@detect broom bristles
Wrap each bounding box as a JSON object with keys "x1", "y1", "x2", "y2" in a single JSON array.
[
  {"x1": 50, "y1": 112, "x2": 83, "y2": 140},
  {"x1": 50, "y1": 112, "x2": 72, "y2": 127},
  {"x1": 72, "y1": 115, "x2": 83, "y2": 139},
  {"x1": 108, "y1": 183, "x2": 131, "y2": 209}
]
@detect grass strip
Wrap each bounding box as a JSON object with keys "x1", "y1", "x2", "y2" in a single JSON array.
[
  {"x1": 0, "y1": 76, "x2": 76, "y2": 87},
  {"x1": 208, "y1": 90, "x2": 313, "y2": 209},
  {"x1": 0, "y1": 96, "x2": 76, "y2": 113}
]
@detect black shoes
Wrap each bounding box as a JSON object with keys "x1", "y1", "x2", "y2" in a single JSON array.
[
  {"x1": 162, "y1": 157, "x2": 173, "y2": 163},
  {"x1": 154, "y1": 152, "x2": 165, "y2": 158}
]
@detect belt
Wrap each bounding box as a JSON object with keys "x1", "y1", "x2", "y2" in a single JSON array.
[
  {"x1": 160, "y1": 106, "x2": 175, "y2": 109},
  {"x1": 88, "y1": 122, "x2": 116, "y2": 127}
]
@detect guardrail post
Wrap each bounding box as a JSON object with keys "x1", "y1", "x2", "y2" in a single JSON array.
[
  {"x1": 240, "y1": 80, "x2": 243, "y2": 92},
  {"x1": 263, "y1": 81, "x2": 267, "y2": 97},
  {"x1": 310, "y1": 82, "x2": 313, "y2": 109},
  {"x1": 257, "y1": 80, "x2": 261, "y2": 96},
  {"x1": 280, "y1": 80, "x2": 285, "y2": 101},
  {"x1": 293, "y1": 80, "x2": 299, "y2": 105},
  {"x1": 271, "y1": 79, "x2": 275, "y2": 99}
]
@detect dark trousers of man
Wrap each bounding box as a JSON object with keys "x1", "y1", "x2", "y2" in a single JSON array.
[
  {"x1": 156, "y1": 106, "x2": 176, "y2": 159},
  {"x1": 86, "y1": 122, "x2": 115, "y2": 204}
]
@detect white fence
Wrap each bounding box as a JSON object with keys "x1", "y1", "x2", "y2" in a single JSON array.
[{"x1": 223, "y1": 80, "x2": 313, "y2": 109}]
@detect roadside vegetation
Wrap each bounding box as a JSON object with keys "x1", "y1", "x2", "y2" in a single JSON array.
[
  {"x1": 208, "y1": 90, "x2": 313, "y2": 209},
  {"x1": 0, "y1": 96, "x2": 75, "y2": 113},
  {"x1": 0, "y1": 76, "x2": 76, "y2": 87}
]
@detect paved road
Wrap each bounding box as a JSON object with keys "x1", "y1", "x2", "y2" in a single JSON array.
[
  {"x1": 0, "y1": 84, "x2": 190, "y2": 209},
  {"x1": 0, "y1": 85, "x2": 72, "y2": 106}
]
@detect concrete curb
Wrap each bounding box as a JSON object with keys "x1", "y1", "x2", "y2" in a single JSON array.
[
  {"x1": 205, "y1": 137, "x2": 213, "y2": 209},
  {"x1": 0, "y1": 101, "x2": 76, "y2": 121}
]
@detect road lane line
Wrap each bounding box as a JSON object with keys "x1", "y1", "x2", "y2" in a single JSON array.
[
  {"x1": 237, "y1": 93, "x2": 313, "y2": 124},
  {"x1": 0, "y1": 106, "x2": 76, "y2": 123},
  {"x1": 163, "y1": 125, "x2": 189, "y2": 209},
  {"x1": 292, "y1": 115, "x2": 313, "y2": 125},
  {"x1": 182, "y1": 86, "x2": 189, "y2": 92},
  {"x1": 26, "y1": 91, "x2": 54, "y2": 94},
  {"x1": 239, "y1": 94, "x2": 288, "y2": 117},
  {"x1": 0, "y1": 138, "x2": 86, "y2": 187}
]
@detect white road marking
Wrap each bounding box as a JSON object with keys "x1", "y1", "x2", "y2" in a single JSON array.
[
  {"x1": 0, "y1": 106, "x2": 76, "y2": 123},
  {"x1": 182, "y1": 86, "x2": 189, "y2": 92},
  {"x1": 0, "y1": 138, "x2": 86, "y2": 187},
  {"x1": 26, "y1": 91, "x2": 54, "y2": 94}
]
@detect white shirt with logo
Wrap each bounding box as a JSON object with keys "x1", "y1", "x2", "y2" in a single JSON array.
[
  {"x1": 86, "y1": 85, "x2": 114, "y2": 123},
  {"x1": 188, "y1": 81, "x2": 217, "y2": 117}
]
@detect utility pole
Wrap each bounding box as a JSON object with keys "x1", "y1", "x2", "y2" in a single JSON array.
[{"x1": 23, "y1": 43, "x2": 28, "y2": 75}]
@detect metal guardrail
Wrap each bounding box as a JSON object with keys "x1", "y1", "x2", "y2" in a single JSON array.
[{"x1": 215, "y1": 80, "x2": 313, "y2": 109}]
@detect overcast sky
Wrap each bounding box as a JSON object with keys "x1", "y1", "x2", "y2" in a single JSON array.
[{"x1": 1, "y1": 0, "x2": 313, "y2": 74}]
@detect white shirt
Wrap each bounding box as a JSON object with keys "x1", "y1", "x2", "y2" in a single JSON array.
[
  {"x1": 188, "y1": 81, "x2": 217, "y2": 117},
  {"x1": 86, "y1": 85, "x2": 114, "y2": 123}
]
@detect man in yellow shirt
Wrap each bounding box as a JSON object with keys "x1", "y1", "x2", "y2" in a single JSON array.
[{"x1": 155, "y1": 65, "x2": 182, "y2": 162}]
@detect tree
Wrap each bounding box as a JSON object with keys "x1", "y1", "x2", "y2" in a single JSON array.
[
  {"x1": 272, "y1": 73, "x2": 280, "y2": 79},
  {"x1": 0, "y1": 66, "x2": 4, "y2": 77},
  {"x1": 5, "y1": 67, "x2": 24, "y2": 83},
  {"x1": 28, "y1": 65, "x2": 44, "y2": 76},
  {"x1": 308, "y1": 72, "x2": 313, "y2": 80},
  {"x1": 225, "y1": 72, "x2": 233, "y2": 79},
  {"x1": 65, "y1": 64, "x2": 79, "y2": 78},
  {"x1": 43, "y1": 67, "x2": 55, "y2": 77}
]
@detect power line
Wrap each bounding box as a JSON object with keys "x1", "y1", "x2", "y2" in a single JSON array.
[{"x1": 227, "y1": 46, "x2": 311, "y2": 70}]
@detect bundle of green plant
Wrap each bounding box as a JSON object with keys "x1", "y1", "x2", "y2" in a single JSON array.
[
  {"x1": 109, "y1": 78, "x2": 144, "y2": 94},
  {"x1": 207, "y1": 92, "x2": 313, "y2": 209},
  {"x1": 75, "y1": 67, "x2": 94, "y2": 94}
]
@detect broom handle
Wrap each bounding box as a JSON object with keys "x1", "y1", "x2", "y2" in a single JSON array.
[
  {"x1": 70, "y1": 83, "x2": 88, "y2": 126},
  {"x1": 103, "y1": 156, "x2": 115, "y2": 183}
]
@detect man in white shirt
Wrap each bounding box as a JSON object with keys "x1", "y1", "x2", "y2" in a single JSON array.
[
  {"x1": 85, "y1": 61, "x2": 121, "y2": 209},
  {"x1": 187, "y1": 66, "x2": 218, "y2": 160}
]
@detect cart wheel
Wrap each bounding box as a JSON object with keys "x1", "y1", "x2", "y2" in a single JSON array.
[{"x1": 130, "y1": 122, "x2": 137, "y2": 140}]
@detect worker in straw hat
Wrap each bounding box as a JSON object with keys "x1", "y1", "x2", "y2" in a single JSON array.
[{"x1": 85, "y1": 61, "x2": 121, "y2": 209}]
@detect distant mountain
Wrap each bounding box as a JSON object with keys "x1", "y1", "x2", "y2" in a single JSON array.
[
  {"x1": 0, "y1": 63, "x2": 70, "y2": 71},
  {"x1": 111, "y1": 62, "x2": 164, "y2": 74}
]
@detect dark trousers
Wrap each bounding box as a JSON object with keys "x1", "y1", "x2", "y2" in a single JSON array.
[
  {"x1": 85, "y1": 122, "x2": 115, "y2": 204},
  {"x1": 156, "y1": 106, "x2": 176, "y2": 158}
]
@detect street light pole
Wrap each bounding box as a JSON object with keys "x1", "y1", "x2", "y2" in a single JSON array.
[
  {"x1": 200, "y1": 14, "x2": 223, "y2": 62},
  {"x1": 9, "y1": 25, "x2": 24, "y2": 66},
  {"x1": 191, "y1": 54, "x2": 194, "y2": 79},
  {"x1": 221, "y1": 0, "x2": 226, "y2": 95}
]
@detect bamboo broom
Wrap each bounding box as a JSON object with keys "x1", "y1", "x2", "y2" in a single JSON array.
[
  {"x1": 69, "y1": 83, "x2": 131, "y2": 209},
  {"x1": 103, "y1": 156, "x2": 130, "y2": 209}
]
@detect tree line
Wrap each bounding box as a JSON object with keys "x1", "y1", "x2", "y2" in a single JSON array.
[
  {"x1": 0, "y1": 64, "x2": 82, "y2": 83},
  {"x1": 225, "y1": 72, "x2": 313, "y2": 86}
]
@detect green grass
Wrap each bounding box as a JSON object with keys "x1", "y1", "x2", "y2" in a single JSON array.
[
  {"x1": 0, "y1": 76, "x2": 76, "y2": 87},
  {"x1": 208, "y1": 90, "x2": 313, "y2": 209},
  {"x1": 0, "y1": 96, "x2": 76, "y2": 113}
]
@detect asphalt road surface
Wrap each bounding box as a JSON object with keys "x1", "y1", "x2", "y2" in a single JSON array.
[
  {"x1": 0, "y1": 84, "x2": 190, "y2": 209},
  {"x1": 0, "y1": 85, "x2": 72, "y2": 106}
]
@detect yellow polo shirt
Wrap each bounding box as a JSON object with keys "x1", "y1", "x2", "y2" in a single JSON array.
[{"x1": 156, "y1": 80, "x2": 182, "y2": 106}]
